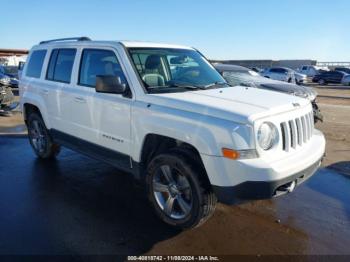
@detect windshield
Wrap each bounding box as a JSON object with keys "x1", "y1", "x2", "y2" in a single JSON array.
[
  {"x1": 128, "y1": 48, "x2": 227, "y2": 93},
  {"x1": 222, "y1": 70, "x2": 272, "y2": 87}
]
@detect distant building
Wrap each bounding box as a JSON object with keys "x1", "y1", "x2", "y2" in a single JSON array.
[
  {"x1": 210, "y1": 59, "x2": 317, "y2": 70},
  {"x1": 0, "y1": 48, "x2": 28, "y2": 66}
]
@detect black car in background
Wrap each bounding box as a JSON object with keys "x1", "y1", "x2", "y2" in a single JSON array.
[
  {"x1": 312, "y1": 70, "x2": 347, "y2": 85},
  {"x1": 335, "y1": 67, "x2": 350, "y2": 74}
]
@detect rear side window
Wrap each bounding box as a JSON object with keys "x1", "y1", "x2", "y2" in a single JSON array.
[
  {"x1": 79, "y1": 49, "x2": 127, "y2": 87},
  {"x1": 46, "y1": 49, "x2": 76, "y2": 83},
  {"x1": 26, "y1": 50, "x2": 47, "y2": 78}
]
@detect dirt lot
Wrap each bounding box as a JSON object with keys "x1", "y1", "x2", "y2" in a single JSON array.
[{"x1": 0, "y1": 85, "x2": 349, "y2": 257}]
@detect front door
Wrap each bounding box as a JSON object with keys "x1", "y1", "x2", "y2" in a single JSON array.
[{"x1": 76, "y1": 48, "x2": 132, "y2": 158}]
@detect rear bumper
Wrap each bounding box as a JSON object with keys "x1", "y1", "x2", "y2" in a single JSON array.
[{"x1": 213, "y1": 157, "x2": 322, "y2": 204}]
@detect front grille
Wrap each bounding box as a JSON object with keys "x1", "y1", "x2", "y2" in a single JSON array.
[{"x1": 280, "y1": 111, "x2": 314, "y2": 151}]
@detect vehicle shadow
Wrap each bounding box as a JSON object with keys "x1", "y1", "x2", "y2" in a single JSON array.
[{"x1": 29, "y1": 150, "x2": 181, "y2": 257}]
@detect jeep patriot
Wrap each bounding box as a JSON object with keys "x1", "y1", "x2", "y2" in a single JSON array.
[{"x1": 20, "y1": 37, "x2": 326, "y2": 228}]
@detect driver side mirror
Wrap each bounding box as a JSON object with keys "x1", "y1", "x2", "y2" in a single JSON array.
[{"x1": 95, "y1": 75, "x2": 127, "y2": 94}]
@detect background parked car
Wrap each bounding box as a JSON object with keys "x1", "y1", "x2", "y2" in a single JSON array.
[
  {"x1": 0, "y1": 65, "x2": 19, "y2": 88},
  {"x1": 298, "y1": 65, "x2": 329, "y2": 77},
  {"x1": 214, "y1": 64, "x2": 323, "y2": 122},
  {"x1": 312, "y1": 70, "x2": 348, "y2": 85},
  {"x1": 335, "y1": 67, "x2": 350, "y2": 74},
  {"x1": 261, "y1": 67, "x2": 307, "y2": 85}
]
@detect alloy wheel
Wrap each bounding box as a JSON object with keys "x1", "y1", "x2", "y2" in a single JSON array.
[
  {"x1": 29, "y1": 119, "x2": 47, "y2": 153},
  {"x1": 153, "y1": 164, "x2": 193, "y2": 220}
]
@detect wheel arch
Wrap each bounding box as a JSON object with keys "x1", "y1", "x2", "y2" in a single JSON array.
[{"x1": 139, "y1": 133, "x2": 211, "y2": 185}]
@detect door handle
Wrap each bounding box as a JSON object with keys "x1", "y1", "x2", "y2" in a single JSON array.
[{"x1": 74, "y1": 96, "x2": 87, "y2": 103}]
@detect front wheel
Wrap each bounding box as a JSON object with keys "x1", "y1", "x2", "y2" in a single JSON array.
[
  {"x1": 27, "y1": 112, "x2": 60, "y2": 159},
  {"x1": 146, "y1": 152, "x2": 217, "y2": 229}
]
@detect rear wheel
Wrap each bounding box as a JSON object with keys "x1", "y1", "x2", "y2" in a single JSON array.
[
  {"x1": 146, "y1": 151, "x2": 217, "y2": 229},
  {"x1": 27, "y1": 112, "x2": 60, "y2": 159}
]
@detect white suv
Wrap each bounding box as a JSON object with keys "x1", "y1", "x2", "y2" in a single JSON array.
[{"x1": 20, "y1": 37, "x2": 326, "y2": 229}]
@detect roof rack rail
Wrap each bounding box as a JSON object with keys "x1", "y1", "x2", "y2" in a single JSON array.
[{"x1": 39, "y1": 37, "x2": 91, "y2": 45}]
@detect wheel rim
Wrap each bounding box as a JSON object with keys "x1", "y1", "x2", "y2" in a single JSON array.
[
  {"x1": 153, "y1": 164, "x2": 193, "y2": 220},
  {"x1": 29, "y1": 119, "x2": 47, "y2": 153}
]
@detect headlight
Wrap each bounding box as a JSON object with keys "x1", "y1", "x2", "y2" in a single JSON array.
[{"x1": 257, "y1": 122, "x2": 278, "y2": 150}]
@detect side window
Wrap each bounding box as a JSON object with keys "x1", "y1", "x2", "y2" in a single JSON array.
[
  {"x1": 79, "y1": 49, "x2": 127, "y2": 87},
  {"x1": 46, "y1": 49, "x2": 76, "y2": 83},
  {"x1": 302, "y1": 66, "x2": 307, "y2": 70},
  {"x1": 26, "y1": 50, "x2": 47, "y2": 78}
]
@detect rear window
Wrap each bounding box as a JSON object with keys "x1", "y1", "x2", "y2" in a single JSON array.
[
  {"x1": 46, "y1": 49, "x2": 76, "y2": 83},
  {"x1": 26, "y1": 50, "x2": 47, "y2": 78}
]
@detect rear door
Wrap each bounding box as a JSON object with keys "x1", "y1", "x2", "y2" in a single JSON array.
[{"x1": 44, "y1": 48, "x2": 77, "y2": 133}]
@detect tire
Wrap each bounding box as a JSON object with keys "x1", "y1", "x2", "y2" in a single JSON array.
[
  {"x1": 27, "y1": 112, "x2": 60, "y2": 159},
  {"x1": 146, "y1": 151, "x2": 217, "y2": 229},
  {"x1": 318, "y1": 79, "x2": 326, "y2": 85},
  {"x1": 288, "y1": 78, "x2": 292, "y2": 83}
]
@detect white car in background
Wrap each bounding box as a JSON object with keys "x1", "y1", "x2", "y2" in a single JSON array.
[
  {"x1": 298, "y1": 65, "x2": 329, "y2": 77},
  {"x1": 262, "y1": 67, "x2": 307, "y2": 85}
]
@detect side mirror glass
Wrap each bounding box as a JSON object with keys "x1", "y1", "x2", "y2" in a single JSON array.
[{"x1": 95, "y1": 75, "x2": 127, "y2": 94}]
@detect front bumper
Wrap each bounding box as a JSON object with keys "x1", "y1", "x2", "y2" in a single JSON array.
[
  {"x1": 213, "y1": 157, "x2": 322, "y2": 204},
  {"x1": 201, "y1": 129, "x2": 326, "y2": 204}
]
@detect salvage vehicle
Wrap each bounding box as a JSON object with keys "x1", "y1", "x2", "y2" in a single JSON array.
[
  {"x1": 20, "y1": 37, "x2": 326, "y2": 229},
  {"x1": 312, "y1": 70, "x2": 348, "y2": 85},
  {"x1": 214, "y1": 64, "x2": 323, "y2": 123}
]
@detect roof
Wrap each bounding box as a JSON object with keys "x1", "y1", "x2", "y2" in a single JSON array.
[{"x1": 34, "y1": 38, "x2": 193, "y2": 50}]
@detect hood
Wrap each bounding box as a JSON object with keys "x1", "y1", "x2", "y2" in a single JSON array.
[
  {"x1": 258, "y1": 81, "x2": 317, "y2": 101},
  {"x1": 147, "y1": 86, "x2": 310, "y2": 124}
]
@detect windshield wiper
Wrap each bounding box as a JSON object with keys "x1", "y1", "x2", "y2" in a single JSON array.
[
  {"x1": 167, "y1": 83, "x2": 204, "y2": 90},
  {"x1": 202, "y1": 81, "x2": 229, "y2": 89}
]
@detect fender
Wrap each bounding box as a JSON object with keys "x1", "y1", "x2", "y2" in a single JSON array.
[
  {"x1": 21, "y1": 89, "x2": 51, "y2": 129},
  {"x1": 131, "y1": 101, "x2": 254, "y2": 162}
]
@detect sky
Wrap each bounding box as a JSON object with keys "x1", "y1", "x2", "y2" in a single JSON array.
[{"x1": 1, "y1": 0, "x2": 349, "y2": 61}]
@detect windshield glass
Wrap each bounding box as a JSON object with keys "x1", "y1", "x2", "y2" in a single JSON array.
[
  {"x1": 222, "y1": 70, "x2": 272, "y2": 87},
  {"x1": 128, "y1": 48, "x2": 227, "y2": 93}
]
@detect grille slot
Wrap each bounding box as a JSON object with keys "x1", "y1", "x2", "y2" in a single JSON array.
[{"x1": 280, "y1": 111, "x2": 313, "y2": 151}]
